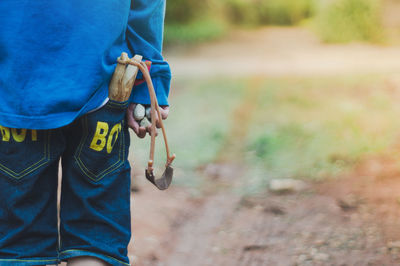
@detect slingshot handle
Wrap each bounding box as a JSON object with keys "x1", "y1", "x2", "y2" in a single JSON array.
[{"x1": 109, "y1": 53, "x2": 142, "y2": 102}]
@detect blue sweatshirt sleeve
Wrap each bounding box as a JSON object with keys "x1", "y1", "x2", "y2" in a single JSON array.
[{"x1": 126, "y1": 0, "x2": 171, "y2": 106}]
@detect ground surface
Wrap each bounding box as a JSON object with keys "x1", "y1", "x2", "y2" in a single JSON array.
[
  {"x1": 166, "y1": 27, "x2": 400, "y2": 78},
  {"x1": 127, "y1": 27, "x2": 400, "y2": 266},
  {"x1": 130, "y1": 160, "x2": 400, "y2": 266}
]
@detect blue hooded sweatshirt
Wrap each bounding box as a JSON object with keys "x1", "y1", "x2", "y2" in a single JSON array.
[{"x1": 0, "y1": 0, "x2": 171, "y2": 129}]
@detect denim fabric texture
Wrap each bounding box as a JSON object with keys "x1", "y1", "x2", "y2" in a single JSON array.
[{"x1": 0, "y1": 99, "x2": 132, "y2": 266}]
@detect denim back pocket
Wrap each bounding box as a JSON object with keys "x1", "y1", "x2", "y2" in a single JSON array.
[
  {"x1": 0, "y1": 127, "x2": 51, "y2": 181},
  {"x1": 73, "y1": 100, "x2": 129, "y2": 182}
]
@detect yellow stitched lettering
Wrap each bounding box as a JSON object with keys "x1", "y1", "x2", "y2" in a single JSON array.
[
  {"x1": 107, "y1": 123, "x2": 121, "y2": 154},
  {"x1": 11, "y1": 128, "x2": 26, "y2": 142},
  {"x1": 31, "y1": 130, "x2": 38, "y2": 141},
  {"x1": 90, "y1": 122, "x2": 109, "y2": 151},
  {"x1": 0, "y1": 126, "x2": 10, "y2": 141}
]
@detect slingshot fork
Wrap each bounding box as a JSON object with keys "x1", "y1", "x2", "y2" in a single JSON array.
[
  {"x1": 109, "y1": 52, "x2": 175, "y2": 190},
  {"x1": 128, "y1": 58, "x2": 176, "y2": 190}
]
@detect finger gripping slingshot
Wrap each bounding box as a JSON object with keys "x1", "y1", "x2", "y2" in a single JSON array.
[{"x1": 109, "y1": 52, "x2": 176, "y2": 190}]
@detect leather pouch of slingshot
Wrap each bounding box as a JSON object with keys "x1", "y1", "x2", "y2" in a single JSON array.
[{"x1": 109, "y1": 52, "x2": 175, "y2": 190}]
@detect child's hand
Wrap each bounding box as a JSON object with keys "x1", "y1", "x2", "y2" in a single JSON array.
[{"x1": 126, "y1": 103, "x2": 169, "y2": 138}]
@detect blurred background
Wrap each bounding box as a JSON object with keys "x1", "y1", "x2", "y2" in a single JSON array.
[{"x1": 128, "y1": 0, "x2": 400, "y2": 265}]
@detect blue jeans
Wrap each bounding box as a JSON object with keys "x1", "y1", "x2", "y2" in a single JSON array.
[{"x1": 0, "y1": 100, "x2": 131, "y2": 266}]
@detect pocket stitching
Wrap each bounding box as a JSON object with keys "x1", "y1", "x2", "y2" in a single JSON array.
[
  {"x1": 0, "y1": 132, "x2": 51, "y2": 180},
  {"x1": 74, "y1": 117, "x2": 126, "y2": 182},
  {"x1": 106, "y1": 100, "x2": 129, "y2": 109}
]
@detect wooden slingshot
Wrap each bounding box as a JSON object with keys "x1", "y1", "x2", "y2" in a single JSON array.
[{"x1": 109, "y1": 52, "x2": 176, "y2": 190}]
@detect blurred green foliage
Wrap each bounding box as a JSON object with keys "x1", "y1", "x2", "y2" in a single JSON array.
[
  {"x1": 164, "y1": 0, "x2": 227, "y2": 45},
  {"x1": 164, "y1": 0, "x2": 386, "y2": 45},
  {"x1": 241, "y1": 75, "x2": 400, "y2": 194},
  {"x1": 225, "y1": 0, "x2": 315, "y2": 25},
  {"x1": 165, "y1": 0, "x2": 209, "y2": 23},
  {"x1": 164, "y1": 17, "x2": 227, "y2": 45},
  {"x1": 315, "y1": 0, "x2": 383, "y2": 43},
  {"x1": 132, "y1": 75, "x2": 400, "y2": 194}
]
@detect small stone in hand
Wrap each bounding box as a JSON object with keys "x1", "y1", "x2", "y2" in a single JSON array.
[
  {"x1": 140, "y1": 117, "x2": 151, "y2": 128},
  {"x1": 145, "y1": 107, "x2": 151, "y2": 121},
  {"x1": 134, "y1": 104, "x2": 145, "y2": 121}
]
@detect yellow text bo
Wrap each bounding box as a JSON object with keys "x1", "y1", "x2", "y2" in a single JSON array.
[
  {"x1": 0, "y1": 126, "x2": 37, "y2": 142},
  {"x1": 90, "y1": 122, "x2": 122, "y2": 153}
]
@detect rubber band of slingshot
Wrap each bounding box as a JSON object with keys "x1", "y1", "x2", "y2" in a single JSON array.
[{"x1": 128, "y1": 58, "x2": 175, "y2": 172}]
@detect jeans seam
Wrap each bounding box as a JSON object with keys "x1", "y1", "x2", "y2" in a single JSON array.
[
  {"x1": 59, "y1": 249, "x2": 130, "y2": 266},
  {"x1": 0, "y1": 258, "x2": 57, "y2": 262},
  {"x1": 0, "y1": 131, "x2": 51, "y2": 179},
  {"x1": 106, "y1": 100, "x2": 128, "y2": 108},
  {"x1": 73, "y1": 115, "x2": 126, "y2": 182}
]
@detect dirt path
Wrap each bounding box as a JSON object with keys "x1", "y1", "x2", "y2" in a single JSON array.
[
  {"x1": 128, "y1": 27, "x2": 400, "y2": 266},
  {"x1": 166, "y1": 27, "x2": 400, "y2": 78},
  {"x1": 131, "y1": 160, "x2": 400, "y2": 266}
]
